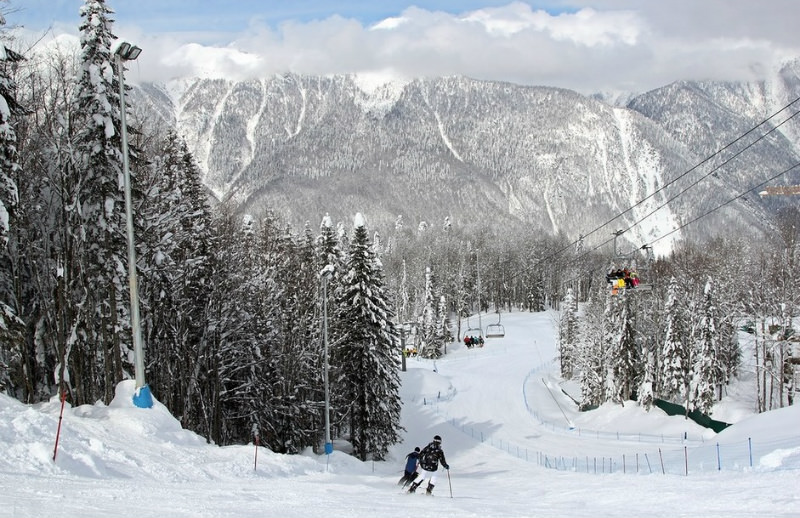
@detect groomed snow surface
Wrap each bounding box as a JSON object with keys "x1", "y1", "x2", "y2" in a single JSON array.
[{"x1": 2, "y1": 310, "x2": 798, "y2": 517}]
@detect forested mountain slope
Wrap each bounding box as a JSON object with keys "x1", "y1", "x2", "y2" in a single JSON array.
[{"x1": 134, "y1": 63, "x2": 800, "y2": 253}]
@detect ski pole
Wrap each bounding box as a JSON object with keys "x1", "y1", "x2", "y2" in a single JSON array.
[{"x1": 446, "y1": 468, "x2": 453, "y2": 498}]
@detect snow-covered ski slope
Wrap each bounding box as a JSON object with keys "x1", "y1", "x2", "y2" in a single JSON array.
[{"x1": 1, "y1": 310, "x2": 798, "y2": 517}]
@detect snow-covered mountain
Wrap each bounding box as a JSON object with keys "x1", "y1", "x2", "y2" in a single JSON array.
[{"x1": 133, "y1": 61, "x2": 800, "y2": 252}]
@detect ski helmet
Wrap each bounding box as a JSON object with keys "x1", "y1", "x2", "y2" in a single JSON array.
[{"x1": 433, "y1": 435, "x2": 442, "y2": 443}]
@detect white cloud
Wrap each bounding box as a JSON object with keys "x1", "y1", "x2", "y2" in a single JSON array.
[
  {"x1": 161, "y1": 44, "x2": 262, "y2": 80},
  {"x1": 18, "y1": 1, "x2": 800, "y2": 95},
  {"x1": 462, "y1": 4, "x2": 642, "y2": 46}
]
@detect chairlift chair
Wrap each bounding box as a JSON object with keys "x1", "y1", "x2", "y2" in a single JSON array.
[
  {"x1": 607, "y1": 267, "x2": 652, "y2": 295},
  {"x1": 485, "y1": 312, "x2": 505, "y2": 338},
  {"x1": 464, "y1": 316, "x2": 482, "y2": 337}
]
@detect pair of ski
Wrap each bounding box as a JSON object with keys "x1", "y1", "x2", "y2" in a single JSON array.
[
  {"x1": 400, "y1": 484, "x2": 434, "y2": 496},
  {"x1": 403, "y1": 489, "x2": 434, "y2": 496}
]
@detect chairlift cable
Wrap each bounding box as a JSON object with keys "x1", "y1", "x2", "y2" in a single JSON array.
[
  {"x1": 643, "y1": 162, "x2": 800, "y2": 249},
  {"x1": 501, "y1": 95, "x2": 800, "y2": 285},
  {"x1": 554, "y1": 160, "x2": 800, "y2": 276},
  {"x1": 576, "y1": 94, "x2": 800, "y2": 248},
  {"x1": 616, "y1": 109, "x2": 800, "y2": 242}
]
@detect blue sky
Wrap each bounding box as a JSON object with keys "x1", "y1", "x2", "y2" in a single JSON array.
[
  {"x1": 12, "y1": 0, "x2": 565, "y2": 35},
  {"x1": 9, "y1": 0, "x2": 800, "y2": 94}
]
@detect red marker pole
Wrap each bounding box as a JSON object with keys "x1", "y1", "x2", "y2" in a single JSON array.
[
  {"x1": 253, "y1": 431, "x2": 259, "y2": 471},
  {"x1": 53, "y1": 390, "x2": 66, "y2": 461}
]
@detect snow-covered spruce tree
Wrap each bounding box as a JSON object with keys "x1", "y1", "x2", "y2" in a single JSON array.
[
  {"x1": 610, "y1": 293, "x2": 639, "y2": 403},
  {"x1": 690, "y1": 278, "x2": 718, "y2": 414},
  {"x1": 174, "y1": 137, "x2": 215, "y2": 351},
  {"x1": 601, "y1": 289, "x2": 624, "y2": 402},
  {"x1": 436, "y1": 293, "x2": 451, "y2": 351},
  {"x1": 525, "y1": 253, "x2": 546, "y2": 312},
  {"x1": 140, "y1": 130, "x2": 183, "y2": 411},
  {"x1": 318, "y1": 213, "x2": 344, "y2": 285},
  {"x1": 716, "y1": 316, "x2": 740, "y2": 396},
  {"x1": 418, "y1": 266, "x2": 444, "y2": 358},
  {"x1": 660, "y1": 276, "x2": 691, "y2": 408},
  {"x1": 0, "y1": 19, "x2": 25, "y2": 397},
  {"x1": 396, "y1": 259, "x2": 410, "y2": 324},
  {"x1": 637, "y1": 343, "x2": 656, "y2": 410},
  {"x1": 266, "y1": 222, "x2": 322, "y2": 453},
  {"x1": 453, "y1": 245, "x2": 473, "y2": 339},
  {"x1": 558, "y1": 287, "x2": 579, "y2": 379},
  {"x1": 8, "y1": 43, "x2": 85, "y2": 403},
  {"x1": 71, "y1": 0, "x2": 133, "y2": 404},
  {"x1": 200, "y1": 211, "x2": 276, "y2": 445},
  {"x1": 294, "y1": 222, "x2": 326, "y2": 450},
  {"x1": 331, "y1": 213, "x2": 403, "y2": 461},
  {"x1": 578, "y1": 286, "x2": 606, "y2": 409},
  {"x1": 140, "y1": 131, "x2": 215, "y2": 424},
  {"x1": 0, "y1": 20, "x2": 21, "y2": 250},
  {"x1": 772, "y1": 208, "x2": 800, "y2": 407}
]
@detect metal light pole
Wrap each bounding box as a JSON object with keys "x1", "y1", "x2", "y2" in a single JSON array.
[
  {"x1": 114, "y1": 41, "x2": 152, "y2": 409},
  {"x1": 476, "y1": 249, "x2": 482, "y2": 334},
  {"x1": 321, "y1": 265, "x2": 335, "y2": 456}
]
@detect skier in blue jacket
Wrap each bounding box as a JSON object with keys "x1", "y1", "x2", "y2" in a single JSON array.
[
  {"x1": 397, "y1": 447, "x2": 420, "y2": 487},
  {"x1": 408, "y1": 435, "x2": 449, "y2": 495}
]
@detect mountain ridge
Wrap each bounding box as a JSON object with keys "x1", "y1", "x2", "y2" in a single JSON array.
[{"x1": 131, "y1": 64, "x2": 800, "y2": 253}]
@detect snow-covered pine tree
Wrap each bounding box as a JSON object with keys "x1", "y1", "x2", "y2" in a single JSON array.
[
  {"x1": 690, "y1": 278, "x2": 718, "y2": 414},
  {"x1": 453, "y1": 244, "x2": 473, "y2": 340},
  {"x1": 72, "y1": 0, "x2": 133, "y2": 405},
  {"x1": 331, "y1": 213, "x2": 402, "y2": 461},
  {"x1": 6, "y1": 40, "x2": 86, "y2": 403},
  {"x1": 418, "y1": 266, "x2": 443, "y2": 358},
  {"x1": 396, "y1": 259, "x2": 410, "y2": 324},
  {"x1": 318, "y1": 214, "x2": 343, "y2": 280},
  {"x1": 0, "y1": 21, "x2": 22, "y2": 250},
  {"x1": 578, "y1": 285, "x2": 606, "y2": 409},
  {"x1": 170, "y1": 138, "x2": 216, "y2": 436},
  {"x1": 637, "y1": 344, "x2": 656, "y2": 410},
  {"x1": 200, "y1": 211, "x2": 275, "y2": 444},
  {"x1": 601, "y1": 289, "x2": 625, "y2": 403},
  {"x1": 174, "y1": 138, "x2": 215, "y2": 351},
  {"x1": 267, "y1": 222, "x2": 322, "y2": 453},
  {"x1": 559, "y1": 287, "x2": 579, "y2": 379},
  {"x1": 0, "y1": 17, "x2": 25, "y2": 397},
  {"x1": 436, "y1": 293, "x2": 451, "y2": 351},
  {"x1": 526, "y1": 251, "x2": 546, "y2": 312},
  {"x1": 610, "y1": 293, "x2": 639, "y2": 403},
  {"x1": 140, "y1": 130, "x2": 184, "y2": 411},
  {"x1": 219, "y1": 211, "x2": 284, "y2": 446},
  {"x1": 292, "y1": 222, "x2": 325, "y2": 449},
  {"x1": 140, "y1": 131, "x2": 215, "y2": 425},
  {"x1": 660, "y1": 276, "x2": 690, "y2": 408}
]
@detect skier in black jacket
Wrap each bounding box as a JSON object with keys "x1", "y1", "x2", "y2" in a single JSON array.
[
  {"x1": 408, "y1": 435, "x2": 449, "y2": 495},
  {"x1": 398, "y1": 447, "x2": 420, "y2": 487}
]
